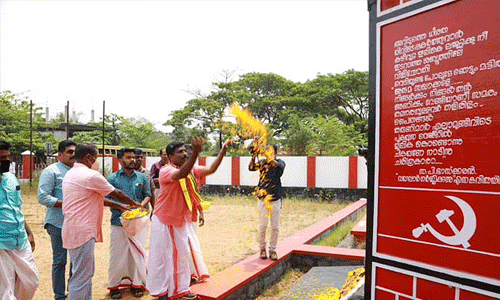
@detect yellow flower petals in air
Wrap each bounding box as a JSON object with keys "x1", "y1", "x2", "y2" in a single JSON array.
[
  {"x1": 231, "y1": 103, "x2": 277, "y2": 212},
  {"x1": 230, "y1": 104, "x2": 268, "y2": 144},
  {"x1": 263, "y1": 194, "x2": 274, "y2": 212}
]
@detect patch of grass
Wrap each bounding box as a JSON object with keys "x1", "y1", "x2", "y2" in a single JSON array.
[
  {"x1": 205, "y1": 194, "x2": 256, "y2": 206},
  {"x1": 316, "y1": 213, "x2": 365, "y2": 247},
  {"x1": 256, "y1": 268, "x2": 305, "y2": 300},
  {"x1": 18, "y1": 169, "x2": 42, "y2": 198},
  {"x1": 19, "y1": 182, "x2": 38, "y2": 198},
  {"x1": 205, "y1": 195, "x2": 349, "y2": 211},
  {"x1": 285, "y1": 197, "x2": 347, "y2": 213}
]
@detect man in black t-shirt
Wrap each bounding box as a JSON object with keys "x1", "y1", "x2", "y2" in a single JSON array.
[{"x1": 249, "y1": 144, "x2": 285, "y2": 261}]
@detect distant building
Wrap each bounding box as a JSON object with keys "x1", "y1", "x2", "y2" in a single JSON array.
[{"x1": 40, "y1": 123, "x2": 116, "y2": 140}]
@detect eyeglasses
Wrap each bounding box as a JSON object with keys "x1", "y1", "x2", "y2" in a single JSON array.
[{"x1": 64, "y1": 150, "x2": 75, "y2": 154}]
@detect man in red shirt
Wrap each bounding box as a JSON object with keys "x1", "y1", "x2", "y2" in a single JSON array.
[{"x1": 146, "y1": 137, "x2": 230, "y2": 300}]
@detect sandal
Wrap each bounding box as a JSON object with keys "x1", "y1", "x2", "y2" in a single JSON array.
[
  {"x1": 110, "y1": 289, "x2": 122, "y2": 299},
  {"x1": 190, "y1": 276, "x2": 199, "y2": 286},
  {"x1": 259, "y1": 249, "x2": 267, "y2": 259},
  {"x1": 269, "y1": 250, "x2": 278, "y2": 261},
  {"x1": 182, "y1": 292, "x2": 197, "y2": 299},
  {"x1": 131, "y1": 287, "x2": 145, "y2": 298}
]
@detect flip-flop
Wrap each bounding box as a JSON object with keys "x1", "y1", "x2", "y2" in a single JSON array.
[
  {"x1": 190, "y1": 276, "x2": 199, "y2": 286},
  {"x1": 131, "y1": 288, "x2": 144, "y2": 298},
  {"x1": 110, "y1": 289, "x2": 122, "y2": 299}
]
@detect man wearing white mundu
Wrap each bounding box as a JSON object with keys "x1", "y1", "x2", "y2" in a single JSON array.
[{"x1": 106, "y1": 147, "x2": 151, "y2": 299}]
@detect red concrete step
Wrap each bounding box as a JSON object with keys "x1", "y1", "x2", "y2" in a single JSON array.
[
  {"x1": 190, "y1": 199, "x2": 367, "y2": 300},
  {"x1": 350, "y1": 215, "x2": 367, "y2": 244}
]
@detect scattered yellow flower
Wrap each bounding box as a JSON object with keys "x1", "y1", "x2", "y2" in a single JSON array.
[
  {"x1": 122, "y1": 209, "x2": 148, "y2": 220},
  {"x1": 340, "y1": 267, "x2": 365, "y2": 298},
  {"x1": 200, "y1": 200, "x2": 212, "y2": 211},
  {"x1": 313, "y1": 288, "x2": 340, "y2": 300}
]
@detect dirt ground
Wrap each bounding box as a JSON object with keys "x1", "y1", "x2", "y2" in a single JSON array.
[{"x1": 21, "y1": 188, "x2": 347, "y2": 300}]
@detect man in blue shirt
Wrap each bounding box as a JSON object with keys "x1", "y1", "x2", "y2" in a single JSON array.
[
  {"x1": 38, "y1": 140, "x2": 76, "y2": 300},
  {"x1": 0, "y1": 140, "x2": 39, "y2": 299},
  {"x1": 107, "y1": 148, "x2": 151, "y2": 299}
]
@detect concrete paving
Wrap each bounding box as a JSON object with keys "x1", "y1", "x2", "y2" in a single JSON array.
[{"x1": 279, "y1": 266, "x2": 364, "y2": 300}]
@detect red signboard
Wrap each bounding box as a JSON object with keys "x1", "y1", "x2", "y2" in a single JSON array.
[
  {"x1": 379, "y1": 0, "x2": 421, "y2": 14},
  {"x1": 373, "y1": 264, "x2": 500, "y2": 300},
  {"x1": 374, "y1": 0, "x2": 500, "y2": 297}
]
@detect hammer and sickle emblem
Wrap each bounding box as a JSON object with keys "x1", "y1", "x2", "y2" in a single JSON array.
[{"x1": 412, "y1": 196, "x2": 476, "y2": 248}]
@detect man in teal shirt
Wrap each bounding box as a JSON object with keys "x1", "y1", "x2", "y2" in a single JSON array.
[
  {"x1": 107, "y1": 148, "x2": 151, "y2": 299},
  {"x1": 134, "y1": 148, "x2": 155, "y2": 211},
  {"x1": 38, "y1": 140, "x2": 76, "y2": 300},
  {"x1": 0, "y1": 140, "x2": 39, "y2": 299}
]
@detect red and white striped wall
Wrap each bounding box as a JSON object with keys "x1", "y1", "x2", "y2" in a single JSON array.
[
  {"x1": 22, "y1": 153, "x2": 367, "y2": 189},
  {"x1": 145, "y1": 156, "x2": 368, "y2": 189}
]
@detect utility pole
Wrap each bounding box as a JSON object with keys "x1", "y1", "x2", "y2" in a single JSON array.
[
  {"x1": 66, "y1": 99, "x2": 70, "y2": 139},
  {"x1": 29, "y1": 100, "x2": 33, "y2": 187},
  {"x1": 102, "y1": 100, "x2": 106, "y2": 176}
]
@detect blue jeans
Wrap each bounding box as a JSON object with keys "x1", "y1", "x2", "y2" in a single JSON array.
[{"x1": 46, "y1": 224, "x2": 70, "y2": 300}]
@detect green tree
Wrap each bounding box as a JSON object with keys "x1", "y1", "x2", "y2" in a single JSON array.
[
  {"x1": 165, "y1": 69, "x2": 369, "y2": 155},
  {"x1": 299, "y1": 70, "x2": 368, "y2": 135},
  {"x1": 165, "y1": 71, "x2": 240, "y2": 148},
  {"x1": 305, "y1": 115, "x2": 365, "y2": 156},
  {"x1": 70, "y1": 114, "x2": 120, "y2": 146},
  {"x1": 72, "y1": 115, "x2": 171, "y2": 151},
  {"x1": 0, "y1": 91, "x2": 57, "y2": 155},
  {"x1": 117, "y1": 117, "x2": 171, "y2": 150},
  {"x1": 282, "y1": 114, "x2": 313, "y2": 156},
  {"x1": 283, "y1": 114, "x2": 365, "y2": 156},
  {"x1": 220, "y1": 72, "x2": 297, "y2": 135},
  {"x1": 166, "y1": 72, "x2": 299, "y2": 149},
  {"x1": 71, "y1": 130, "x2": 115, "y2": 145}
]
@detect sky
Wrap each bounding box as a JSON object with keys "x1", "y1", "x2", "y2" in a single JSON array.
[{"x1": 0, "y1": 0, "x2": 369, "y2": 132}]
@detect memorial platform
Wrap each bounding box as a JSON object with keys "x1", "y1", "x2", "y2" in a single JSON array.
[{"x1": 190, "y1": 199, "x2": 367, "y2": 300}]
